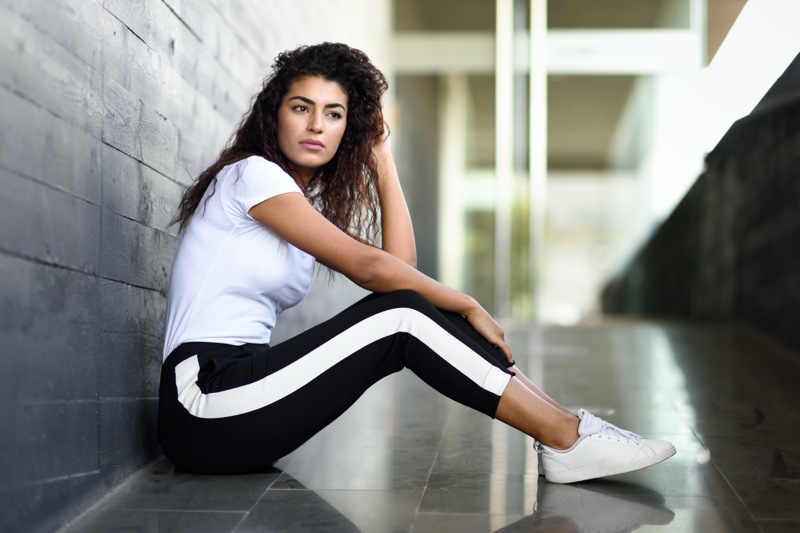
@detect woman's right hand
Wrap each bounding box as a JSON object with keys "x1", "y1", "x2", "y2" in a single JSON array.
[{"x1": 464, "y1": 304, "x2": 513, "y2": 363}]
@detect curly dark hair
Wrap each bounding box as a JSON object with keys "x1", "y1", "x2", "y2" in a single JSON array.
[{"x1": 173, "y1": 42, "x2": 389, "y2": 243}]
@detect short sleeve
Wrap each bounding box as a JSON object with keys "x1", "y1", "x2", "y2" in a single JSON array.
[{"x1": 226, "y1": 156, "x2": 303, "y2": 219}]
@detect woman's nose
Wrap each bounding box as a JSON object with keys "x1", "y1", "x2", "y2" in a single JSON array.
[{"x1": 307, "y1": 112, "x2": 323, "y2": 133}]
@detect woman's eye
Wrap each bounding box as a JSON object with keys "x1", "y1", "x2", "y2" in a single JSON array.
[
  {"x1": 329, "y1": 112, "x2": 343, "y2": 119},
  {"x1": 292, "y1": 105, "x2": 308, "y2": 112}
]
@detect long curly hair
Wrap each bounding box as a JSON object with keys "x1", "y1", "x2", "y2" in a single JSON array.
[{"x1": 173, "y1": 42, "x2": 389, "y2": 243}]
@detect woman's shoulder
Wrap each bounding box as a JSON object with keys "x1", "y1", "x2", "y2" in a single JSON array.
[
  {"x1": 219, "y1": 155, "x2": 302, "y2": 209},
  {"x1": 220, "y1": 156, "x2": 296, "y2": 188},
  {"x1": 237, "y1": 155, "x2": 286, "y2": 176}
]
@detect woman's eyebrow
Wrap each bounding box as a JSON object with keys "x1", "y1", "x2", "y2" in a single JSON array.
[
  {"x1": 288, "y1": 95, "x2": 345, "y2": 110},
  {"x1": 288, "y1": 95, "x2": 315, "y2": 106}
]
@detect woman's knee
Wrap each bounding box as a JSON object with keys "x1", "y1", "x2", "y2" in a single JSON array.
[{"x1": 377, "y1": 289, "x2": 435, "y2": 313}]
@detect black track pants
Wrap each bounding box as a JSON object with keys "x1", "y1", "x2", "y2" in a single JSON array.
[{"x1": 158, "y1": 290, "x2": 515, "y2": 474}]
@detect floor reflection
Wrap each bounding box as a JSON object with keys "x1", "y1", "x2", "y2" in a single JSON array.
[{"x1": 497, "y1": 478, "x2": 673, "y2": 532}]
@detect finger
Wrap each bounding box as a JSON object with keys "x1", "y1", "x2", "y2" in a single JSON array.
[
  {"x1": 488, "y1": 333, "x2": 513, "y2": 362},
  {"x1": 498, "y1": 341, "x2": 513, "y2": 362}
]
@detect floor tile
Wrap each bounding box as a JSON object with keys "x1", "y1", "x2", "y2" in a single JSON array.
[
  {"x1": 316, "y1": 489, "x2": 422, "y2": 533},
  {"x1": 647, "y1": 496, "x2": 759, "y2": 533},
  {"x1": 234, "y1": 490, "x2": 360, "y2": 532},
  {"x1": 411, "y1": 513, "x2": 495, "y2": 533},
  {"x1": 98, "y1": 458, "x2": 281, "y2": 512},
  {"x1": 64, "y1": 509, "x2": 246, "y2": 533},
  {"x1": 718, "y1": 464, "x2": 800, "y2": 521},
  {"x1": 272, "y1": 466, "x2": 431, "y2": 492},
  {"x1": 704, "y1": 433, "x2": 800, "y2": 467},
  {"x1": 62, "y1": 321, "x2": 800, "y2": 532},
  {"x1": 757, "y1": 520, "x2": 800, "y2": 533},
  {"x1": 418, "y1": 471, "x2": 538, "y2": 514},
  {"x1": 431, "y1": 411, "x2": 535, "y2": 475}
]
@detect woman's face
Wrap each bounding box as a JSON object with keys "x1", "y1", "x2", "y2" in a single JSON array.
[{"x1": 277, "y1": 76, "x2": 348, "y2": 186}]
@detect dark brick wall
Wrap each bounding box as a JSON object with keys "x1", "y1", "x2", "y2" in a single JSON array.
[
  {"x1": 0, "y1": 1, "x2": 388, "y2": 531},
  {"x1": 602, "y1": 52, "x2": 800, "y2": 353}
]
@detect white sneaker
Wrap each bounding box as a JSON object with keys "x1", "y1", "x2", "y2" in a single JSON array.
[
  {"x1": 534, "y1": 415, "x2": 642, "y2": 476},
  {"x1": 540, "y1": 409, "x2": 676, "y2": 484},
  {"x1": 533, "y1": 440, "x2": 545, "y2": 476}
]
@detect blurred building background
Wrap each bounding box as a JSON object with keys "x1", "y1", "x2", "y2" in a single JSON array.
[
  {"x1": 1, "y1": 0, "x2": 798, "y2": 531},
  {"x1": 392, "y1": 0, "x2": 746, "y2": 324}
]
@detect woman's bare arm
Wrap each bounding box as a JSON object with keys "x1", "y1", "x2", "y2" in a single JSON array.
[
  {"x1": 249, "y1": 192, "x2": 512, "y2": 361},
  {"x1": 373, "y1": 136, "x2": 416, "y2": 267}
]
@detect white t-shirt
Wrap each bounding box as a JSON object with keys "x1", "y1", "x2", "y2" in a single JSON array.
[{"x1": 163, "y1": 156, "x2": 316, "y2": 359}]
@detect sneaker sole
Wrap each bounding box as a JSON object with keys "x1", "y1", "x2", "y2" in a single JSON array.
[{"x1": 544, "y1": 445, "x2": 677, "y2": 484}]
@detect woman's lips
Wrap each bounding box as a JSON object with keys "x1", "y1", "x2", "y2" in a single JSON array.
[{"x1": 299, "y1": 139, "x2": 324, "y2": 151}]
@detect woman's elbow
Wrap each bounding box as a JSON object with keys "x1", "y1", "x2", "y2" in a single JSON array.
[{"x1": 345, "y1": 249, "x2": 384, "y2": 288}]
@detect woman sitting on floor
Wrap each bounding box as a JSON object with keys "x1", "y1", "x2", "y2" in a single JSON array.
[{"x1": 158, "y1": 42, "x2": 675, "y2": 483}]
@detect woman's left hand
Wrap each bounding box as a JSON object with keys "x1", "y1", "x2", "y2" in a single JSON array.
[
  {"x1": 464, "y1": 305, "x2": 514, "y2": 363},
  {"x1": 371, "y1": 131, "x2": 417, "y2": 267},
  {"x1": 371, "y1": 132, "x2": 394, "y2": 177}
]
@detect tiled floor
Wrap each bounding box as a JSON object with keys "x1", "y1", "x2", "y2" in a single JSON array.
[{"x1": 62, "y1": 320, "x2": 800, "y2": 532}]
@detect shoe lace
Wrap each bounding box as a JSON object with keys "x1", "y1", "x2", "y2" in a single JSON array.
[
  {"x1": 580, "y1": 409, "x2": 642, "y2": 444},
  {"x1": 598, "y1": 419, "x2": 642, "y2": 444}
]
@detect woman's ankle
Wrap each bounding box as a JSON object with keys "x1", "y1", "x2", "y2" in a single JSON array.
[{"x1": 539, "y1": 418, "x2": 580, "y2": 450}]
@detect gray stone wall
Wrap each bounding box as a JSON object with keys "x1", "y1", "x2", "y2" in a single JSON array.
[
  {"x1": 602, "y1": 52, "x2": 800, "y2": 353},
  {"x1": 0, "y1": 1, "x2": 388, "y2": 531}
]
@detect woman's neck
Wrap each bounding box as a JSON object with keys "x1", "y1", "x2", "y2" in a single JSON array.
[{"x1": 289, "y1": 168, "x2": 312, "y2": 192}]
